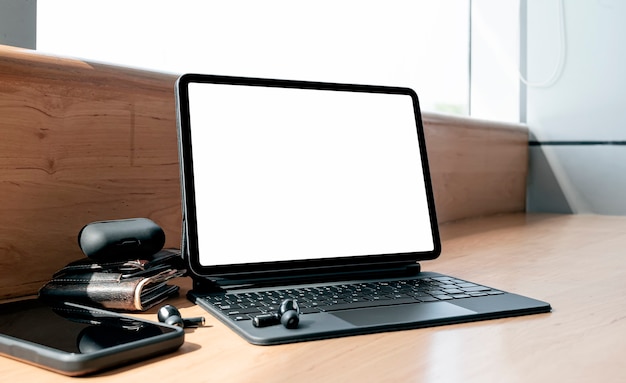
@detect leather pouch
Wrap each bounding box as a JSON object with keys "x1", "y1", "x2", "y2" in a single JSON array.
[{"x1": 39, "y1": 249, "x2": 186, "y2": 312}]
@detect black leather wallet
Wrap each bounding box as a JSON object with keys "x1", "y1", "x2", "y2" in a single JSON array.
[{"x1": 39, "y1": 249, "x2": 186, "y2": 312}]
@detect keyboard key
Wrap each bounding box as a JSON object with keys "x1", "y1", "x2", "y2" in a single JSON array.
[
  {"x1": 461, "y1": 286, "x2": 491, "y2": 292},
  {"x1": 450, "y1": 294, "x2": 471, "y2": 299},
  {"x1": 301, "y1": 307, "x2": 321, "y2": 314},
  {"x1": 418, "y1": 296, "x2": 439, "y2": 302},
  {"x1": 442, "y1": 289, "x2": 464, "y2": 294},
  {"x1": 457, "y1": 282, "x2": 478, "y2": 288},
  {"x1": 227, "y1": 307, "x2": 264, "y2": 315}
]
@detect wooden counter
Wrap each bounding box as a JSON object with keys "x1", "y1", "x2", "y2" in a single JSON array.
[{"x1": 1, "y1": 213, "x2": 625, "y2": 382}]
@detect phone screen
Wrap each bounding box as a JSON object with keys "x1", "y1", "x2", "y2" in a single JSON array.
[
  {"x1": 0, "y1": 299, "x2": 183, "y2": 375},
  {"x1": 0, "y1": 299, "x2": 177, "y2": 353}
]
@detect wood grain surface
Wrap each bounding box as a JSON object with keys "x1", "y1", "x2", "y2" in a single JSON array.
[{"x1": 0, "y1": 45, "x2": 180, "y2": 298}]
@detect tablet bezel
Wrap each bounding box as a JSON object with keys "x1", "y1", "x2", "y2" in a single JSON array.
[{"x1": 175, "y1": 74, "x2": 441, "y2": 281}]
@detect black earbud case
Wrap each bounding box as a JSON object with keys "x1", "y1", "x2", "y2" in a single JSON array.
[{"x1": 78, "y1": 218, "x2": 166, "y2": 261}]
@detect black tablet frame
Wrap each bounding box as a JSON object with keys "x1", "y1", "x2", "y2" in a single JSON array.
[{"x1": 175, "y1": 74, "x2": 441, "y2": 282}]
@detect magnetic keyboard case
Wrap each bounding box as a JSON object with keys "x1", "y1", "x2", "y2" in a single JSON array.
[
  {"x1": 176, "y1": 74, "x2": 552, "y2": 345},
  {"x1": 188, "y1": 272, "x2": 551, "y2": 345}
]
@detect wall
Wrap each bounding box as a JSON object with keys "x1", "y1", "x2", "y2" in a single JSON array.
[
  {"x1": 0, "y1": 46, "x2": 182, "y2": 299},
  {"x1": 0, "y1": 0, "x2": 36, "y2": 49},
  {"x1": 470, "y1": 0, "x2": 520, "y2": 123},
  {"x1": 526, "y1": 0, "x2": 626, "y2": 214}
]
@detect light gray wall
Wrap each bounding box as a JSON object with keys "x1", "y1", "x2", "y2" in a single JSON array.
[
  {"x1": 526, "y1": 0, "x2": 626, "y2": 214},
  {"x1": 470, "y1": 1, "x2": 520, "y2": 123},
  {"x1": 0, "y1": 0, "x2": 36, "y2": 49}
]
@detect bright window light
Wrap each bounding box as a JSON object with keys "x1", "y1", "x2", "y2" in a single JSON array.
[{"x1": 37, "y1": 0, "x2": 469, "y2": 115}]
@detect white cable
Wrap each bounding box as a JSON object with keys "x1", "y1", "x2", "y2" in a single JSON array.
[{"x1": 519, "y1": 0, "x2": 566, "y2": 88}]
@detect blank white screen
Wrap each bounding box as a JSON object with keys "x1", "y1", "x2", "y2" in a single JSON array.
[{"x1": 188, "y1": 83, "x2": 434, "y2": 266}]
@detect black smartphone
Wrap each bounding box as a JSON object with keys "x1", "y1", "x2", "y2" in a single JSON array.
[{"x1": 0, "y1": 299, "x2": 184, "y2": 376}]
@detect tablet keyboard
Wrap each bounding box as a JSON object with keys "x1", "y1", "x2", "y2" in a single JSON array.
[{"x1": 202, "y1": 276, "x2": 504, "y2": 322}]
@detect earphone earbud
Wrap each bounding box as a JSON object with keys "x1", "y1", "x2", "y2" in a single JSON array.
[
  {"x1": 277, "y1": 299, "x2": 300, "y2": 329},
  {"x1": 157, "y1": 304, "x2": 205, "y2": 328},
  {"x1": 252, "y1": 299, "x2": 300, "y2": 329}
]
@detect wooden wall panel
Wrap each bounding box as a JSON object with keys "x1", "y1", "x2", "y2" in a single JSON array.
[
  {"x1": 0, "y1": 46, "x2": 181, "y2": 299},
  {"x1": 0, "y1": 45, "x2": 528, "y2": 299},
  {"x1": 422, "y1": 113, "x2": 528, "y2": 224}
]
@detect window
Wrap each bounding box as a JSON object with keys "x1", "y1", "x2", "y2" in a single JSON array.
[{"x1": 37, "y1": 0, "x2": 470, "y2": 116}]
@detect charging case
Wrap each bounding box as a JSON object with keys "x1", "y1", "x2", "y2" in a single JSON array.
[{"x1": 78, "y1": 218, "x2": 166, "y2": 261}]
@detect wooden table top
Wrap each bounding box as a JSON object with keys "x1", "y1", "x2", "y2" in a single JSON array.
[{"x1": 1, "y1": 213, "x2": 625, "y2": 382}]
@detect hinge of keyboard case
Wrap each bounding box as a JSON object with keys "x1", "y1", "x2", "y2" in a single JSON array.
[{"x1": 189, "y1": 262, "x2": 422, "y2": 293}]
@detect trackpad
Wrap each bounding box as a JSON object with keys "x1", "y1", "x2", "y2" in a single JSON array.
[{"x1": 331, "y1": 302, "x2": 476, "y2": 327}]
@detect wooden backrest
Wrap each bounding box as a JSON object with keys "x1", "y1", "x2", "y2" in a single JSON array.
[
  {"x1": 0, "y1": 46, "x2": 180, "y2": 299},
  {"x1": 423, "y1": 113, "x2": 528, "y2": 224},
  {"x1": 0, "y1": 45, "x2": 527, "y2": 299}
]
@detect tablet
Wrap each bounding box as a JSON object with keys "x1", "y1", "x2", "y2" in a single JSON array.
[{"x1": 0, "y1": 299, "x2": 184, "y2": 376}]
